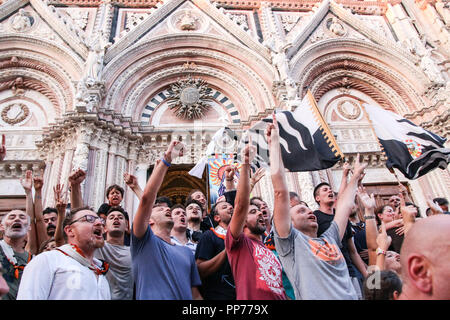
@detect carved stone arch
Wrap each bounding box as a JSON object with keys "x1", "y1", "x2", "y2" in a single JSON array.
[
  {"x1": 140, "y1": 86, "x2": 241, "y2": 125},
  {"x1": 291, "y1": 38, "x2": 429, "y2": 113},
  {"x1": 103, "y1": 34, "x2": 277, "y2": 124},
  {"x1": 309, "y1": 69, "x2": 412, "y2": 115},
  {"x1": 0, "y1": 68, "x2": 65, "y2": 119},
  {"x1": 0, "y1": 35, "x2": 85, "y2": 113}
]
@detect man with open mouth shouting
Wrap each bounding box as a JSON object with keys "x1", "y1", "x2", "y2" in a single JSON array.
[{"x1": 17, "y1": 207, "x2": 111, "y2": 300}]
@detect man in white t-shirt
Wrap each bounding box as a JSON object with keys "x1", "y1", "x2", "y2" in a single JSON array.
[{"x1": 17, "y1": 207, "x2": 110, "y2": 300}]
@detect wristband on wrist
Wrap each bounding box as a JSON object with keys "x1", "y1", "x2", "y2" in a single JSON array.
[
  {"x1": 376, "y1": 248, "x2": 387, "y2": 256},
  {"x1": 364, "y1": 215, "x2": 375, "y2": 220},
  {"x1": 161, "y1": 158, "x2": 171, "y2": 167}
]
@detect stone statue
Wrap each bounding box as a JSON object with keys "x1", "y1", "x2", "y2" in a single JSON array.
[
  {"x1": 420, "y1": 48, "x2": 445, "y2": 84},
  {"x1": 179, "y1": 11, "x2": 198, "y2": 31},
  {"x1": 265, "y1": 34, "x2": 292, "y2": 82},
  {"x1": 328, "y1": 17, "x2": 345, "y2": 37},
  {"x1": 11, "y1": 9, "x2": 32, "y2": 32},
  {"x1": 83, "y1": 32, "x2": 110, "y2": 83}
]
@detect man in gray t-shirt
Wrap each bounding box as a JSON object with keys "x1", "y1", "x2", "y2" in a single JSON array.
[{"x1": 266, "y1": 116, "x2": 365, "y2": 300}]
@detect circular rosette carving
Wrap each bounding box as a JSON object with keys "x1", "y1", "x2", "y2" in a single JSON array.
[
  {"x1": 336, "y1": 100, "x2": 361, "y2": 120},
  {"x1": 1, "y1": 103, "x2": 30, "y2": 125},
  {"x1": 168, "y1": 77, "x2": 212, "y2": 120}
]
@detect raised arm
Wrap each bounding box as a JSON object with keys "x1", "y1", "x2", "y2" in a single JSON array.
[
  {"x1": 53, "y1": 184, "x2": 67, "y2": 247},
  {"x1": 250, "y1": 167, "x2": 265, "y2": 193},
  {"x1": 224, "y1": 165, "x2": 236, "y2": 192},
  {"x1": 124, "y1": 173, "x2": 143, "y2": 201},
  {"x1": 68, "y1": 169, "x2": 86, "y2": 209},
  {"x1": 399, "y1": 192, "x2": 415, "y2": 235},
  {"x1": 375, "y1": 222, "x2": 392, "y2": 271},
  {"x1": 21, "y1": 170, "x2": 37, "y2": 255},
  {"x1": 228, "y1": 142, "x2": 255, "y2": 239},
  {"x1": 133, "y1": 141, "x2": 184, "y2": 238},
  {"x1": 267, "y1": 115, "x2": 290, "y2": 238},
  {"x1": 33, "y1": 170, "x2": 48, "y2": 245},
  {"x1": 336, "y1": 162, "x2": 352, "y2": 202},
  {"x1": 357, "y1": 186, "x2": 377, "y2": 266},
  {"x1": 425, "y1": 194, "x2": 443, "y2": 216},
  {"x1": 334, "y1": 154, "x2": 367, "y2": 241}
]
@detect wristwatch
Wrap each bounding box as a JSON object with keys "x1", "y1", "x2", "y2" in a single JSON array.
[
  {"x1": 364, "y1": 215, "x2": 375, "y2": 220},
  {"x1": 376, "y1": 248, "x2": 387, "y2": 256}
]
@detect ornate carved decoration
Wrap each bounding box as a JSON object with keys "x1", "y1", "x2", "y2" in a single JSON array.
[
  {"x1": 9, "y1": 9, "x2": 34, "y2": 33},
  {"x1": 336, "y1": 99, "x2": 361, "y2": 120},
  {"x1": 168, "y1": 76, "x2": 212, "y2": 120},
  {"x1": 1, "y1": 103, "x2": 30, "y2": 125},
  {"x1": 177, "y1": 11, "x2": 200, "y2": 31},
  {"x1": 280, "y1": 14, "x2": 300, "y2": 33},
  {"x1": 67, "y1": 10, "x2": 89, "y2": 31},
  {"x1": 227, "y1": 13, "x2": 249, "y2": 30},
  {"x1": 326, "y1": 17, "x2": 347, "y2": 37}
]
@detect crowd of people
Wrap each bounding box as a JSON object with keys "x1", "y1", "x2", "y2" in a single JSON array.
[{"x1": 0, "y1": 124, "x2": 449, "y2": 300}]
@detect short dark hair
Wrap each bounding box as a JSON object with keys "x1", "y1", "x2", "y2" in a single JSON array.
[
  {"x1": 106, "y1": 185, "x2": 124, "y2": 198},
  {"x1": 171, "y1": 204, "x2": 185, "y2": 211},
  {"x1": 375, "y1": 205, "x2": 390, "y2": 225},
  {"x1": 433, "y1": 197, "x2": 448, "y2": 206},
  {"x1": 38, "y1": 237, "x2": 55, "y2": 254},
  {"x1": 210, "y1": 201, "x2": 228, "y2": 217},
  {"x1": 289, "y1": 192, "x2": 300, "y2": 200},
  {"x1": 63, "y1": 206, "x2": 96, "y2": 229},
  {"x1": 363, "y1": 270, "x2": 402, "y2": 300},
  {"x1": 106, "y1": 206, "x2": 129, "y2": 221},
  {"x1": 313, "y1": 182, "x2": 331, "y2": 202},
  {"x1": 186, "y1": 189, "x2": 205, "y2": 203},
  {"x1": 42, "y1": 207, "x2": 58, "y2": 215},
  {"x1": 250, "y1": 196, "x2": 264, "y2": 207},
  {"x1": 185, "y1": 199, "x2": 204, "y2": 215},
  {"x1": 405, "y1": 202, "x2": 421, "y2": 218},
  {"x1": 154, "y1": 196, "x2": 172, "y2": 208}
]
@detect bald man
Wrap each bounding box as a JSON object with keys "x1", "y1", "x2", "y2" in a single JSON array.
[{"x1": 398, "y1": 215, "x2": 450, "y2": 300}]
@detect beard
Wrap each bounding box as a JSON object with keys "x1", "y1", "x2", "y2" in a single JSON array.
[
  {"x1": 247, "y1": 223, "x2": 266, "y2": 235},
  {"x1": 4, "y1": 226, "x2": 28, "y2": 239},
  {"x1": 92, "y1": 236, "x2": 105, "y2": 249},
  {"x1": 47, "y1": 224, "x2": 56, "y2": 236}
]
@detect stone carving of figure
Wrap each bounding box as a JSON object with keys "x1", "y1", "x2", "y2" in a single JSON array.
[
  {"x1": 72, "y1": 143, "x2": 90, "y2": 171},
  {"x1": 265, "y1": 34, "x2": 292, "y2": 82},
  {"x1": 285, "y1": 78, "x2": 299, "y2": 100},
  {"x1": 83, "y1": 32, "x2": 110, "y2": 83},
  {"x1": 420, "y1": 48, "x2": 445, "y2": 84},
  {"x1": 179, "y1": 11, "x2": 198, "y2": 31},
  {"x1": 328, "y1": 17, "x2": 345, "y2": 36},
  {"x1": 11, "y1": 9, "x2": 32, "y2": 32}
]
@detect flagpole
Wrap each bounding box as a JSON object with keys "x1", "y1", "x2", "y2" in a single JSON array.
[
  {"x1": 359, "y1": 101, "x2": 399, "y2": 180},
  {"x1": 306, "y1": 90, "x2": 344, "y2": 159}
]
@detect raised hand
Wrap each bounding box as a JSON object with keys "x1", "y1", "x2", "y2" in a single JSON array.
[
  {"x1": 343, "y1": 161, "x2": 353, "y2": 177},
  {"x1": 33, "y1": 169, "x2": 44, "y2": 191},
  {"x1": 53, "y1": 184, "x2": 67, "y2": 214},
  {"x1": 124, "y1": 173, "x2": 139, "y2": 189},
  {"x1": 68, "y1": 168, "x2": 86, "y2": 186},
  {"x1": 0, "y1": 134, "x2": 5, "y2": 161},
  {"x1": 240, "y1": 139, "x2": 256, "y2": 165},
  {"x1": 20, "y1": 170, "x2": 33, "y2": 193},
  {"x1": 265, "y1": 113, "x2": 280, "y2": 147},
  {"x1": 376, "y1": 222, "x2": 392, "y2": 251},
  {"x1": 425, "y1": 194, "x2": 443, "y2": 215},
  {"x1": 250, "y1": 167, "x2": 265, "y2": 189},
  {"x1": 164, "y1": 140, "x2": 185, "y2": 163},
  {"x1": 356, "y1": 186, "x2": 376, "y2": 210},
  {"x1": 224, "y1": 165, "x2": 236, "y2": 182},
  {"x1": 352, "y1": 153, "x2": 367, "y2": 179}
]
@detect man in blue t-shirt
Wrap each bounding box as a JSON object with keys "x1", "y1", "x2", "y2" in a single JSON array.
[{"x1": 131, "y1": 141, "x2": 202, "y2": 300}]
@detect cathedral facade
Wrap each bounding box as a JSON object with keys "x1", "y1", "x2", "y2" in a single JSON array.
[{"x1": 0, "y1": 0, "x2": 449, "y2": 216}]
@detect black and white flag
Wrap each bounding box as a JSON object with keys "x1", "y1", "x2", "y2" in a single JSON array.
[
  {"x1": 364, "y1": 103, "x2": 450, "y2": 179},
  {"x1": 239, "y1": 91, "x2": 343, "y2": 172}
]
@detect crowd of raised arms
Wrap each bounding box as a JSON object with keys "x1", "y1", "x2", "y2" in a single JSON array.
[{"x1": 0, "y1": 120, "x2": 449, "y2": 301}]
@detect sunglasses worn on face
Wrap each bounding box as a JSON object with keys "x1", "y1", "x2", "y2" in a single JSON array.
[{"x1": 69, "y1": 214, "x2": 105, "y2": 226}]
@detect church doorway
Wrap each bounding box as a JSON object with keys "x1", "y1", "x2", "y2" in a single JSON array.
[{"x1": 147, "y1": 164, "x2": 208, "y2": 209}]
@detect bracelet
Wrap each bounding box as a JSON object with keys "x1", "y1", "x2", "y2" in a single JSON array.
[
  {"x1": 225, "y1": 178, "x2": 234, "y2": 181},
  {"x1": 376, "y1": 248, "x2": 387, "y2": 256},
  {"x1": 364, "y1": 215, "x2": 375, "y2": 220},
  {"x1": 161, "y1": 158, "x2": 171, "y2": 167}
]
